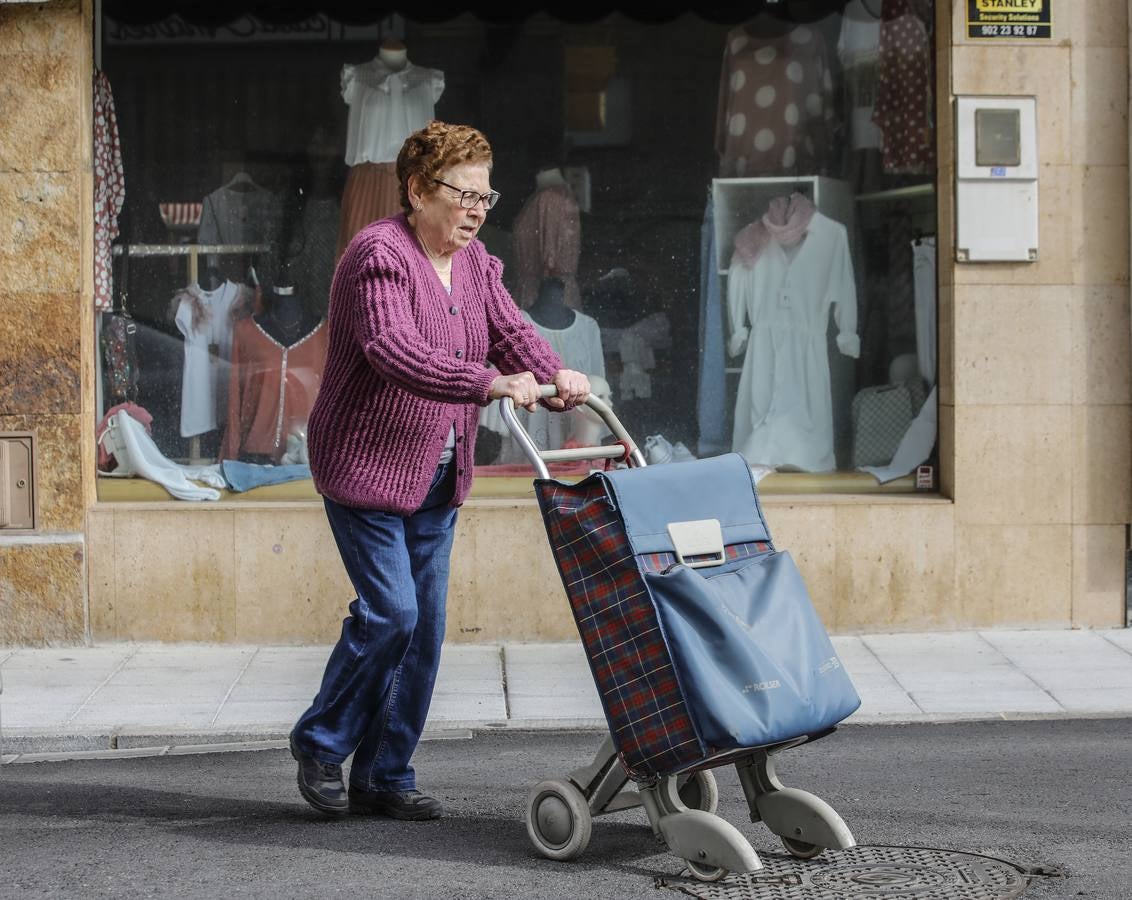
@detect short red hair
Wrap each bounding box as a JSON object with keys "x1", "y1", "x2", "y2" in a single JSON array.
[{"x1": 396, "y1": 120, "x2": 494, "y2": 212}]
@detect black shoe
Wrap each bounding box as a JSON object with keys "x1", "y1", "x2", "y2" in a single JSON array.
[
  {"x1": 289, "y1": 733, "x2": 348, "y2": 816},
  {"x1": 349, "y1": 786, "x2": 444, "y2": 821}
]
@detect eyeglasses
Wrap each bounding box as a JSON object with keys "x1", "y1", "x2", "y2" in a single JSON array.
[{"x1": 433, "y1": 178, "x2": 501, "y2": 210}]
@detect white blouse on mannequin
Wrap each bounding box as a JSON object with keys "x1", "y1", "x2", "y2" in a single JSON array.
[{"x1": 340, "y1": 57, "x2": 444, "y2": 165}]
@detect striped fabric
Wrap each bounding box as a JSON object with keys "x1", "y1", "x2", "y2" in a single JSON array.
[
  {"x1": 158, "y1": 202, "x2": 202, "y2": 228},
  {"x1": 535, "y1": 477, "x2": 705, "y2": 780},
  {"x1": 638, "y1": 540, "x2": 771, "y2": 574}
]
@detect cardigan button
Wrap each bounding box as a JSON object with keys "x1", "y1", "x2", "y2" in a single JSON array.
[
  {"x1": 449, "y1": 305, "x2": 458, "y2": 315},
  {"x1": 455, "y1": 349, "x2": 464, "y2": 358}
]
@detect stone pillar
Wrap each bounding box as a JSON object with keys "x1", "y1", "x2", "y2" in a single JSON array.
[{"x1": 0, "y1": 0, "x2": 93, "y2": 644}]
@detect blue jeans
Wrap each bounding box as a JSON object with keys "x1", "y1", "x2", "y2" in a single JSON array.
[{"x1": 292, "y1": 461, "x2": 458, "y2": 791}]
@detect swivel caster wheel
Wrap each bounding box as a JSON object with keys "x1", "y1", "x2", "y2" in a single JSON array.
[
  {"x1": 781, "y1": 836, "x2": 824, "y2": 860},
  {"x1": 684, "y1": 857, "x2": 729, "y2": 882},
  {"x1": 526, "y1": 779, "x2": 592, "y2": 861},
  {"x1": 677, "y1": 770, "x2": 719, "y2": 815}
]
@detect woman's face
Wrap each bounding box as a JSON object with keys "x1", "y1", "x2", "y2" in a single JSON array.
[{"x1": 410, "y1": 161, "x2": 494, "y2": 255}]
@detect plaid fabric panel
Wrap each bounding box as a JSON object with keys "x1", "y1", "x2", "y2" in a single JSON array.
[
  {"x1": 638, "y1": 540, "x2": 771, "y2": 574},
  {"x1": 535, "y1": 478, "x2": 704, "y2": 779}
]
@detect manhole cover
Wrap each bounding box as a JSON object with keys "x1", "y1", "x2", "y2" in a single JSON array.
[{"x1": 656, "y1": 845, "x2": 1035, "y2": 899}]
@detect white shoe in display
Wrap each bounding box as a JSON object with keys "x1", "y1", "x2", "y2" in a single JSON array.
[
  {"x1": 644, "y1": 434, "x2": 674, "y2": 465},
  {"x1": 644, "y1": 434, "x2": 697, "y2": 465}
]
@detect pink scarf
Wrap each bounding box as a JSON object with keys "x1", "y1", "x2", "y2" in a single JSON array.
[{"x1": 731, "y1": 192, "x2": 816, "y2": 269}]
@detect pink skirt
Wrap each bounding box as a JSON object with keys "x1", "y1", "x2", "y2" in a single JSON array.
[{"x1": 336, "y1": 162, "x2": 402, "y2": 259}]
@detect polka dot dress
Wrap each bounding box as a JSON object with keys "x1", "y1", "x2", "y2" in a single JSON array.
[
  {"x1": 715, "y1": 24, "x2": 836, "y2": 177},
  {"x1": 93, "y1": 71, "x2": 125, "y2": 312},
  {"x1": 872, "y1": 0, "x2": 935, "y2": 174}
]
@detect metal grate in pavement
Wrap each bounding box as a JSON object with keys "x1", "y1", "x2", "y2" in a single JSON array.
[{"x1": 655, "y1": 845, "x2": 1036, "y2": 899}]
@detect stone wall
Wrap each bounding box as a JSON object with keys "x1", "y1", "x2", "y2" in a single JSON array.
[{"x1": 946, "y1": 1, "x2": 1130, "y2": 627}]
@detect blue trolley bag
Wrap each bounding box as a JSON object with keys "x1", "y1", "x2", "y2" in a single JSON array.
[{"x1": 537, "y1": 452, "x2": 859, "y2": 778}]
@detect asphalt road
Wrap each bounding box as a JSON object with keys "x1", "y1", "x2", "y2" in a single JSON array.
[{"x1": 1, "y1": 719, "x2": 1129, "y2": 899}]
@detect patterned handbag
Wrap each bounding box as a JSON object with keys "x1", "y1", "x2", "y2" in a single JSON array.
[
  {"x1": 100, "y1": 250, "x2": 139, "y2": 403},
  {"x1": 101, "y1": 310, "x2": 140, "y2": 404},
  {"x1": 851, "y1": 382, "x2": 915, "y2": 468}
]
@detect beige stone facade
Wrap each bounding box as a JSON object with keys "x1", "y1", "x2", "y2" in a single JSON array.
[{"x1": 1, "y1": 2, "x2": 1128, "y2": 645}]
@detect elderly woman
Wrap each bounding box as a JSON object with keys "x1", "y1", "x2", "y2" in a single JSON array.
[{"x1": 289, "y1": 121, "x2": 589, "y2": 819}]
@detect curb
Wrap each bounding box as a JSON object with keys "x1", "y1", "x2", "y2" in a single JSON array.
[{"x1": 3, "y1": 711, "x2": 1128, "y2": 763}]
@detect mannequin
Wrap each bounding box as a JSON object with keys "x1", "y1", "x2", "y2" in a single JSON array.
[
  {"x1": 534, "y1": 166, "x2": 568, "y2": 190},
  {"x1": 512, "y1": 162, "x2": 582, "y2": 309},
  {"x1": 256, "y1": 286, "x2": 319, "y2": 346},
  {"x1": 337, "y1": 36, "x2": 445, "y2": 256},
  {"x1": 509, "y1": 276, "x2": 604, "y2": 456},
  {"x1": 378, "y1": 37, "x2": 408, "y2": 71},
  {"x1": 526, "y1": 276, "x2": 575, "y2": 330}
]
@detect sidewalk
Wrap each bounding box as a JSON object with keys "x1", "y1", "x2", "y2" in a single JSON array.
[{"x1": 2, "y1": 629, "x2": 1131, "y2": 761}]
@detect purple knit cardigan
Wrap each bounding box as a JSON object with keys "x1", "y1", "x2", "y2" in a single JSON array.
[{"x1": 308, "y1": 213, "x2": 564, "y2": 514}]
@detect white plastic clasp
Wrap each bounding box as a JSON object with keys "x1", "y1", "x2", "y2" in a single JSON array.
[{"x1": 666, "y1": 518, "x2": 725, "y2": 569}]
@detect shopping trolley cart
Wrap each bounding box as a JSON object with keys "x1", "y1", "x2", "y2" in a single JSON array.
[{"x1": 499, "y1": 386, "x2": 861, "y2": 882}]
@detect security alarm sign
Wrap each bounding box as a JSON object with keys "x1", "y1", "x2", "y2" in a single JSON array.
[{"x1": 967, "y1": 0, "x2": 1052, "y2": 39}]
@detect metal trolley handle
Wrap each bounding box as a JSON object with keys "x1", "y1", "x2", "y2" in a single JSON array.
[{"x1": 498, "y1": 384, "x2": 648, "y2": 479}]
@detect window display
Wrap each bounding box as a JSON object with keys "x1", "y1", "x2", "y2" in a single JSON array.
[{"x1": 95, "y1": 3, "x2": 938, "y2": 500}]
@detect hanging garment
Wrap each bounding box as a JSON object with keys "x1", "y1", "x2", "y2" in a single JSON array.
[
  {"x1": 198, "y1": 182, "x2": 283, "y2": 247},
  {"x1": 222, "y1": 317, "x2": 328, "y2": 463},
  {"x1": 97, "y1": 409, "x2": 226, "y2": 501},
  {"x1": 619, "y1": 330, "x2": 654, "y2": 401},
  {"x1": 715, "y1": 23, "x2": 836, "y2": 177},
  {"x1": 838, "y1": 0, "x2": 883, "y2": 151},
  {"x1": 291, "y1": 194, "x2": 341, "y2": 307},
  {"x1": 173, "y1": 280, "x2": 253, "y2": 438},
  {"x1": 93, "y1": 70, "x2": 125, "y2": 312},
  {"x1": 886, "y1": 213, "x2": 918, "y2": 357},
  {"x1": 511, "y1": 185, "x2": 582, "y2": 310},
  {"x1": 728, "y1": 212, "x2": 859, "y2": 472},
  {"x1": 341, "y1": 60, "x2": 445, "y2": 166},
  {"x1": 336, "y1": 161, "x2": 401, "y2": 259},
  {"x1": 873, "y1": 0, "x2": 934, "y2": 174},
  {"x1": 600, "y1": 312, "x2": 672, "y2": 404},
  {"x1": 696, "y1": 193, "x2": 728, "y2": 457},
  {"x1": 912, "y1": 236, "x2": 936, "y2": 387}
]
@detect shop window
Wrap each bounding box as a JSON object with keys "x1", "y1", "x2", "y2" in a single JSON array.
[{"x1": 94, "y1": 1, "x2": 939, "y2": 502}]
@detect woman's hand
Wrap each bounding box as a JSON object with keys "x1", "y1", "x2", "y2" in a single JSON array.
[
  {"x1": 488, "y1": 371, "x2": 542, "y2": 412},
  {"x1": 546, "y1": 369, "x2": 590, "y2": 410}
]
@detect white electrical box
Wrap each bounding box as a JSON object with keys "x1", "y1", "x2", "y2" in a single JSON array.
[{"x1": 955, "y1": 95, "x2": 1038, "y2": 262}]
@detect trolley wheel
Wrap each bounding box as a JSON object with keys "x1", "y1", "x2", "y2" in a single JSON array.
[
  {"x1": 781, "y1": 836, "x2": 824, "y2": 860},
  {"x1": 677, "y1": 770, "x2": 719, "y2": 815},
  {"x1": 684, "y1": 858, "x2": 729, "y2": 882},
  {"x1": 526, "y1": 779, "x2": 592, "y2": 862}
]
